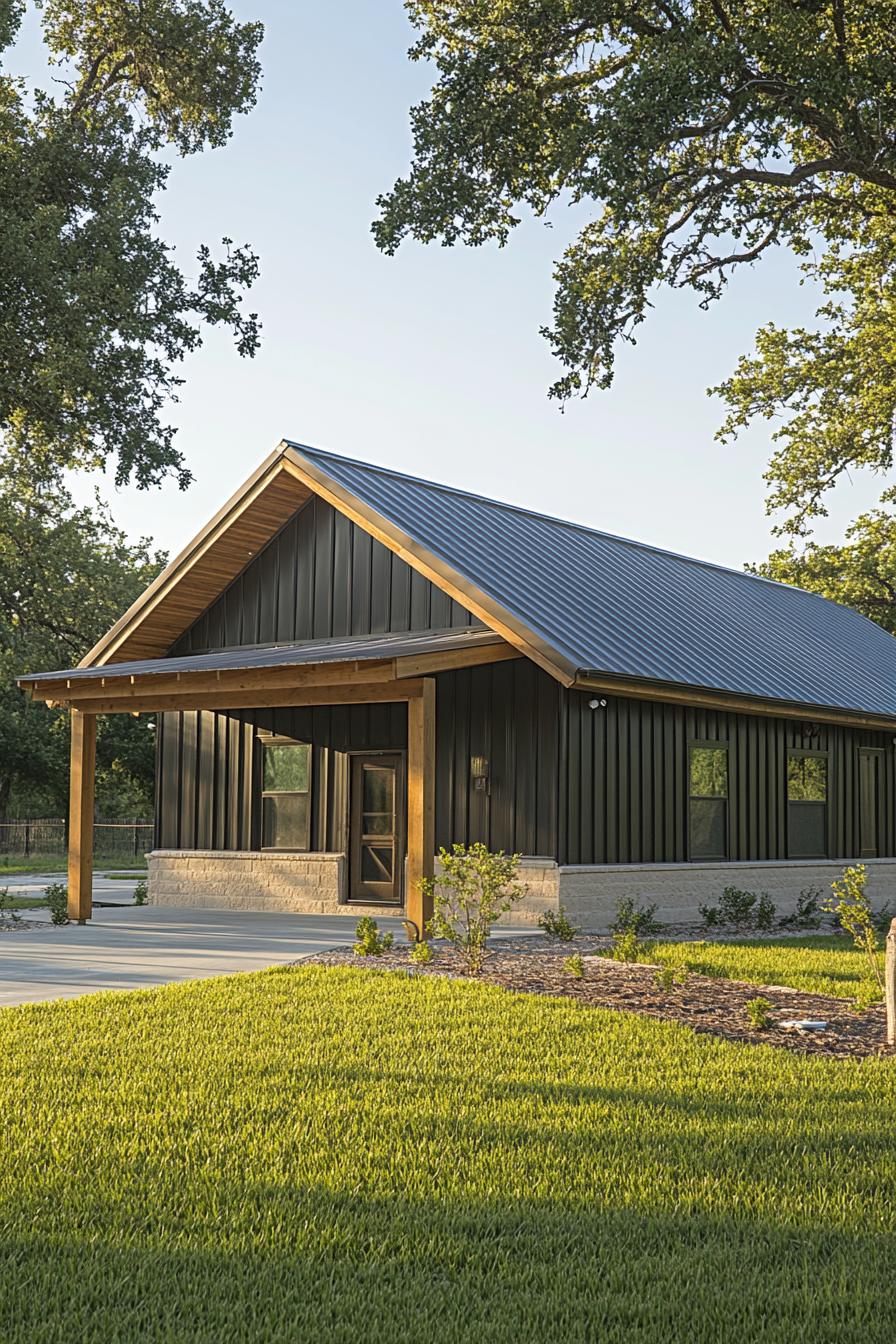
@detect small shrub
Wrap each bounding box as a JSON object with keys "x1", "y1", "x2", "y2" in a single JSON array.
[
  {"x1": 45, "y1": 882, "x2": 69, "y2": 926},
  {"x1": 755, "y1": 893, "x2": 776, "y2": 930},
  {"x1": 609, "y1": 929, "x2": 650, "y2": 963},
  {"x1": 538, "y1": 906, "x2": 580, "y2": 941},
  {"x1": 424, "y1": 843, "x2": 526, "y2": 974},
  {"x1": 0, "y1": 889, "x2": 20, "y2": 925},
  {"x1": 824, "y1": 865, "x2": 883, "y2": 994},
  {"x1": 409, "y1": 939, "x2": 434, "y2": 966},
  {"x1": 778, "y1": 888, "x2": 823, "y2": 931},
  {"x1": 133, "y1": 879, "x2": 148, "y2": 906},
  {"x1": 700, "y1": 887, "x2": 776, "y2": 930},
  {"x1": 611, "y1": 897, "x2": 661, "y2": 938},
  {"x1": 563, "y1": 953, "x2": 585, "y2": 979},
  {"x1": 745, "y1": 996, "x2": 773, "y2": 1031},
  {"x1": 353, "y1": 917, "x2": 394, "y2": 958},
  {"x1": 654, "y1": 964, "x2": 688, "y2": 992}
]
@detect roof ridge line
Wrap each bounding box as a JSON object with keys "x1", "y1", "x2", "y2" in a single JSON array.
[{"x1": 285, "y1": 440, "x2": 829, "y2": 606}]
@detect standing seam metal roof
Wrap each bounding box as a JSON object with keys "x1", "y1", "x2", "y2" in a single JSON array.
[{"x1": 288, "y1": 441, "x2": 896, "y2": 720}]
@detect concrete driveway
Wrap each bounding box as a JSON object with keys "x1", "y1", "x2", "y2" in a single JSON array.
[{"x1": 0, "y1": 905, "x2": 409, "y2": 1008}]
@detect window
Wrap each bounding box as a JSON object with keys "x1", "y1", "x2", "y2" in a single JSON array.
[
  {"x1": 787, "y1": 752, "x2": 827, "y2": 858},
  {"x1": 261, "y1": 741, "x2": 312, "y2": 850},
  {"x1": 689, "y1": 744, "x2": 728, "y2": 860}
]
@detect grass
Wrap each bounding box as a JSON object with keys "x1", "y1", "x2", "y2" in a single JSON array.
[
  {"x1": 651, "y1": 934, "x2": 884, "y2": 1001},
  {"x1": 0, "y1": 965, "x2": 893, "y2": 1342},
  {"x1": 0, "y1": 854, "x2": 148, "y2": 876}
]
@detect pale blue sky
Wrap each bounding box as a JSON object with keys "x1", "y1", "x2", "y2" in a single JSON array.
[{"x1": 20, "y1": 2, "x2": 883, "y2": 566}]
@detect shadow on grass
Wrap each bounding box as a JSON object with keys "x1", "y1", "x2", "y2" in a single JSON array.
[{"x1": 0, "y1": 1191, "x2": 889, "y2": 1344}]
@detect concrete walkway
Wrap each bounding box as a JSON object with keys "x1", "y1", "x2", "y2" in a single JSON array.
[
  {"x1": 0, "y1": 905, "x2": 410, "y2": 1008},
  {"x1": 2, "y1": 870, "x2": 143, "y2": 903}
]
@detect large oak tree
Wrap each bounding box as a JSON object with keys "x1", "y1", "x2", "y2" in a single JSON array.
[
  {"x1": 0, "y1": 0, "x2": 262, "y2": 491},
  {"x1": 375, "y1": 1, "x2": 896, "y2": 562}
]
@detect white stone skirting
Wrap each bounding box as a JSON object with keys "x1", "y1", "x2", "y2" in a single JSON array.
[
  {"x1": 147, "y1": 850, "x2": 391, "y2": 918},
  {"x1": 556, "y1": 858, "x2": 896, "y2": 931},
  {"x1": 148, "y1": 850, "x2": 896, "y2": 930}
]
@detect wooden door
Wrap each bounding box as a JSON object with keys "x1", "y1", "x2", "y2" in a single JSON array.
[{"x1": 349, "y1": 754, "x2": 404, "y2": 905}]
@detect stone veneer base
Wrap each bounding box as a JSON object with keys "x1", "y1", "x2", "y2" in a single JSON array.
[{"x1": 148, "y1": 850, "x2": 896, "y2": 931}]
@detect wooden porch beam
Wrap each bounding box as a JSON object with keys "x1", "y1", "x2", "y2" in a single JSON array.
[
  {"x1": 66, "y1": 680, "x2": 425, "y2": 716},
  {"x1": 31, "y1": 657, "x2": 397, "y2": 705},
  {"x1": 406, "y1": 676, "x2": 436, "y2": 940},
  {"x1": 393, "y1": 641, "x2": 521, "y2": 679},
  {"x1": 67, "y1": 709, "x2": 96, "y2": 923}
]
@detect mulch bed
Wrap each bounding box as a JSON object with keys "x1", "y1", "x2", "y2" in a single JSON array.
[{"x1": 307, "y1": 934, "x2": 892, "y2": 1061}]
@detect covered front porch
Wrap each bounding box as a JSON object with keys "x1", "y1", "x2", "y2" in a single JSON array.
[{"x1": 19, "y1": 628, "x2": 517, "y2": 936}]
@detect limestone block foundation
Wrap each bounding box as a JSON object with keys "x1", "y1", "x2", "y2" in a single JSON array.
[
  {"x1": 557, "y1": 858, "x2": 896, "y2": 931},
  {"x1": 148, "y1": 850, "x2": 896, "y2": 931},
  {"x1": 147, "y1": 850, "x2": 390, "y2": 918}
]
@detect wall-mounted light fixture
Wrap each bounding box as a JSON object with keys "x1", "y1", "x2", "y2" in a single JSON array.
[
  {"x1": 801, "y1": 722, "x2": 821, "y2": 740},
  {"x1": 471, "y1": 755, "x2": 490, "y2": 793},
  {"x1": 588, "y1": 697, "x2": 607, "y2": 710}
]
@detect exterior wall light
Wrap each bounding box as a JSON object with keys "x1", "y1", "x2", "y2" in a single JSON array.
[
  {"x1": 589, "y1": 698, "x2": 607, "y2": 710},
  {"x1": 470, "y1": 755, "x2": 490, "y2": 793}
]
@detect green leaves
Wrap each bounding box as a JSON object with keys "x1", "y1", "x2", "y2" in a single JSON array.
[
  {"x1": 0, "y1": 463, "x2": 165, "y2": 814},
  {"x1": 0, "y1": 1, "x2": 262, "y2": 490},
  {"x1": 377, "y1": 1, "x2": 896, "y2": 534}
]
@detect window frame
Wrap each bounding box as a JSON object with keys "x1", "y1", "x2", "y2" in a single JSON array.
[
  {"x1": 258, "y1": 736, "x2": 313, "y2": 853},
  {"x1": 786, "y1": 748, "x2": 828, "y2": 859},
  {"x1": 687, "y1": 740, "x2": 730, "y2": 862}
]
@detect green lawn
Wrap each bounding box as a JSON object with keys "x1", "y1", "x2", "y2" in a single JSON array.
[
  {"x1": 0, "y1": 855, "x2": 148, "y2": 876},
  {"x1": 651, "y1": 934, "x2": 883, "y2": 1000},
  {"x1": 0, "y1": 966, "x2": 893, "y2": 1342}
]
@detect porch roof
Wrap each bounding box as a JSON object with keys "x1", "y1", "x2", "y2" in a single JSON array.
[{"x1": 20, "y1": 625, "x2": 500, "y2": 688}]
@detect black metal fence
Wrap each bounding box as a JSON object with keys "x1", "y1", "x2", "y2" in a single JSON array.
[{"x1": 0, "y1": 818, "x2": 154, "y2": 861}]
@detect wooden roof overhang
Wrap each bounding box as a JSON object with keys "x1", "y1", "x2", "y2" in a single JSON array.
[
  {"x1": 573, "y1": 670, "x2": 896, "y2": 734},
  {"x1": 19, "y1": 635, "x2": 520, "y2": 716}
]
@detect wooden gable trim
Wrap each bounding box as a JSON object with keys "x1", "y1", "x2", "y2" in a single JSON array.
[
  {"x1": 82, "y1": 450, "x2": 312, "y2": 667},
  {"x1": 280, "y1": 444, "x2": 578, "y2": 686}
]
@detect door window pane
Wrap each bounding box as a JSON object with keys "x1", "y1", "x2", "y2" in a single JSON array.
[
  {"x1": 362, "y1": 766, "x2": 394, "y2": 815},
  {"x1": 261, "y1": 741, "x2": 311, "y2": 850},
  {"x1": 787, "y1": 755, "x2": 827, "y2": 801},
  {"x1": 787, "y1": 753, "x2": 827, "y2": 857},
  {"x1": 690, "y1": 747, "x2": 729, "y2": 798},
  {"x1": 361, "y1": 845, "x2": 394, "y2": 882},
  {"x1": 689, "y1": 745, "x2": 728, "y2": 859}
]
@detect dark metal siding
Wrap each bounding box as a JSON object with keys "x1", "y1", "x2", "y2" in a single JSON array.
[
  {"x1": 434, "y1": 661, "x2": 561, "y2": 857},
  {"x1": 156, "y1": 702, "x2": 408, "y2": 852},
  {"x1": 170, "y1": 494, "x2": 475, "y2": 655},
  {"x1": 156, "y1": 663, "x2": 563, "y2": 859},
  {"x1": 562, "y1": 690, "x2": 896, "y2": 864}
]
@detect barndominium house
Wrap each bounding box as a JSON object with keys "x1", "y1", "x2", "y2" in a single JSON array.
[{"x1": 19, "y1": 442, "x2": 896, "y2": 931}]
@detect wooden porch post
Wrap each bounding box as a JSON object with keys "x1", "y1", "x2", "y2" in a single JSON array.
[
  {"x1": 406, "y1": 677, "x2": 435, "y2": 939},
  {"x1": 68, "y1": 709, "x2": 96, "y2": 923}
]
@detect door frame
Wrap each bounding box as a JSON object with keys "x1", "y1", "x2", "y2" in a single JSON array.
[{"x1": 346, "y1": 750, "x2": 407, "y2": 906}]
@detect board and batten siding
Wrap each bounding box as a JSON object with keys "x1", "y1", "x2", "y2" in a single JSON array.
[
  {"x1": 168, "y1": 494, "x2": 475, "y2": 655},
  {"x1": 562, "y1": 690, "x2": 896, "y2": 865},
  {"x1": 155, "y1": 662, "x2": 563, "y2": 859}
]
